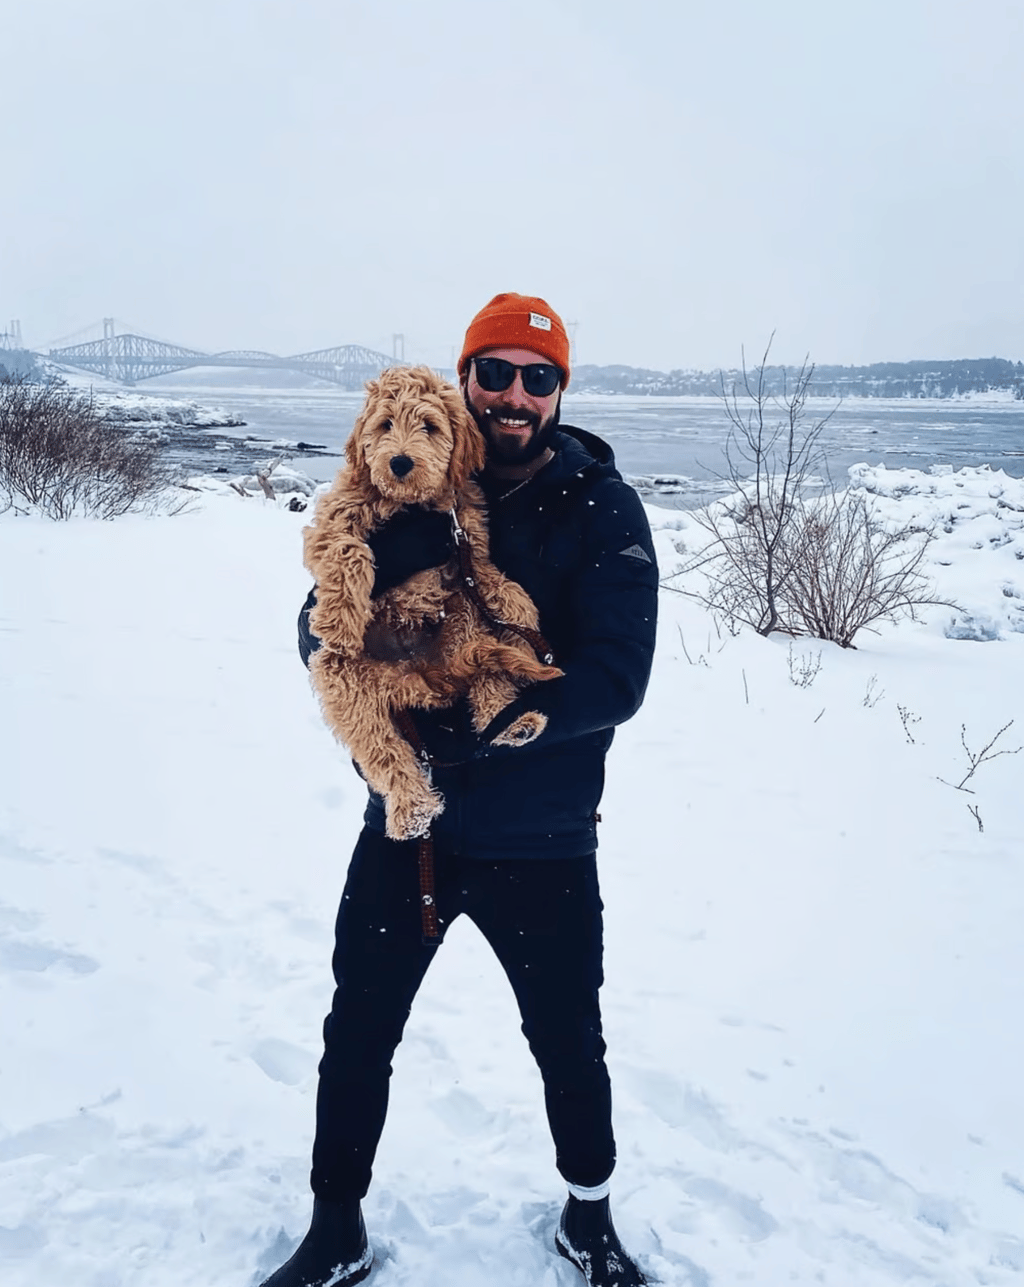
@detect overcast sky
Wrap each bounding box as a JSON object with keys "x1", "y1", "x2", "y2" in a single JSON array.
[{"x1": 4, "y1": 0, "x2": 1022, "y2": 371}]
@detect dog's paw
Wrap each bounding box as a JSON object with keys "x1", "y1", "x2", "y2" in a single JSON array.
[
  {"x1": 490, "y1": 711, "x2": 548, "y2": 748},
  {"x1": 386, "y1": 785, "x2": 446, "y2": 841}
]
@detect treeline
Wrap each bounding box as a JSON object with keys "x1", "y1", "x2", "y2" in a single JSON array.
[{"x1": 572, "y1": 357, "x2": 1024, "y2": 398}]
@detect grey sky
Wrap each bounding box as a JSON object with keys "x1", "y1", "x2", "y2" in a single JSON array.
[{"x1": 4, "y1": 0, "x2": 1022, "y2": 371}]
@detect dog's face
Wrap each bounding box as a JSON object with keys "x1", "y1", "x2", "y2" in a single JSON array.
[{"x1": 346, "y1": 366, "x2": 485, "y2": 504}]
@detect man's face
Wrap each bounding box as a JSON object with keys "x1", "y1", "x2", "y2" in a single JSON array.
[{"x1": 462, "y1": 346, "x2": 562, "y2": 466}]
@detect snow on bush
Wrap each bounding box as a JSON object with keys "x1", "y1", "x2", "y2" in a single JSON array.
[
  {"x1": 0, "y1": 376, "x2": 185, "y2": 520},
  {"x1": 650, "y1": 463, "x2": 1024, "y2": 642}
]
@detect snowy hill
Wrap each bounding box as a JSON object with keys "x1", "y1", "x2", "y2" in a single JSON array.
[{"x1": 1, "y1": 466, "x2": 1022, "y2": 1286}]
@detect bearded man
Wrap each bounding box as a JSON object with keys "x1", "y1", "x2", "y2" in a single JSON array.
[{"x1": 261, "y1": 293, "x2": 658, "y2": 1287}]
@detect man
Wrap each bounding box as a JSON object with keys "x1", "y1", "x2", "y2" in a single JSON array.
[{"x1": 262, "y1": 293, "x2": 658, "y2": 1287}]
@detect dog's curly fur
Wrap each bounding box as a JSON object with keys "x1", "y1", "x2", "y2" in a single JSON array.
[{"x1": 303, "y1": 365, "x2": 562, "y2": 840}]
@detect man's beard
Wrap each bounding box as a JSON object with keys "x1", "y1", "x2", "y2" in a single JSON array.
[{"x1": 467, "y1": 396, "x2": 561, "y2": 466}]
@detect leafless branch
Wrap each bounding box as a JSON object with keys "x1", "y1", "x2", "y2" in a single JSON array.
[
  {"x1": 897, "y1": 704, "x2": 922, "y2": 744},
  {"x1": 955, "y1": 721, "x2": 1021, "y2": 790}
]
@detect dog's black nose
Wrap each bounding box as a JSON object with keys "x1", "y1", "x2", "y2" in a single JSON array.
[{"x1": 389, "y1": 455, "x2": 415, "y2": 478}]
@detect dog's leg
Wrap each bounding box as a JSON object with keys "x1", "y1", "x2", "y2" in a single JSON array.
[
  {"x1": 471, "y1": 565, "x2": 547, "y2": 633},
  {"x1": 454, "y1": 504, "x2": 550, "y2": 638},
  {"x1": 305, "y1": 532, "x2": 376, "y2": 657},
  {"x1": 447, "y1": 636, "x2": 562, "y2": 686},
  {"x1": 356, "y1": 707, "x2": 446, "y2": 842},
  {"x1": 310, "y1": 655, "x2": 445, "y2": 840}
]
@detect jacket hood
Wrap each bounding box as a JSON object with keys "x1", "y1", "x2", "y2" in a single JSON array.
[{"x1": 541, "y1": 424, "x2": 622, "y2": 489}]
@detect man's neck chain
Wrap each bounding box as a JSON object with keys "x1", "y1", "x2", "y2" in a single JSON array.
[
  {"x1": 489, "y1": 452, "x2": 554, "y2": 503},
  {"x1": 496, "y1": 474, "x2": 533, "y2": 503}
]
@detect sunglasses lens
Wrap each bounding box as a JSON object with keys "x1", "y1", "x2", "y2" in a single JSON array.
[
  {"x1": 474, "y1": 358, "x2": 561, "y2": 397},
  {"x1": 474, "y1": 358, "x2": 515, "y2": 392},
  {"x1": 522, "y1": 364, "x2": 561, "y2": 397}
]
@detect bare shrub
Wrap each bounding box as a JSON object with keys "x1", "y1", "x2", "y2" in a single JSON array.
[
  {"x1": 781, "y1": 490, "x2": 945, "y2": 647},
  {"x1": 672, "y1": 339, "x2": 954, "y2": 648},
  {"x1": 0, "y1": 375, "x2": 181, "y2": 519},
  {"x1": 675, "y1": 339, "x2": 830, "y2": 633}
]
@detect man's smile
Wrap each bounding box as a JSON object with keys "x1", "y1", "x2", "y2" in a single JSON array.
[{"x1": 485, "y1": 408, "x2": 538, "y2": 435}]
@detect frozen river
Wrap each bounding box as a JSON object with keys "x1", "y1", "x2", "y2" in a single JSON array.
[{"x1": 145, "y1": 378, "x2": 1024, "y2": 508}]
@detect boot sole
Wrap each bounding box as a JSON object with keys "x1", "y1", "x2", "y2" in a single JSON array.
[{"x1": 324, "y1": 1245, "x2": 374, "y2": 1286}]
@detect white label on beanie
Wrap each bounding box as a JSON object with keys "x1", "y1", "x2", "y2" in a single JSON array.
[{"x1": 529, "y1": 312, "x2": 552, "y2": 331}]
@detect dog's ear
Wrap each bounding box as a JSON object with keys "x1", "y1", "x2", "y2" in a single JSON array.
[
  {"x1": 345, "y1": 379, "x2": 379, "y2": 481},
  {"x1": 441, "y1": 382, "x2": 485, "y2": 488}
]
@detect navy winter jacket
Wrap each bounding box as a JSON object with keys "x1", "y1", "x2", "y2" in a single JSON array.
[{"x1": 299, "y1": 425, "x2": 659, "y2": 859}]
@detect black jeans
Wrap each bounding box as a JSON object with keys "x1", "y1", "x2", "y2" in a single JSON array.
[{"x1": 311, "y1": 826, "x2": 615, "y2": 1199}]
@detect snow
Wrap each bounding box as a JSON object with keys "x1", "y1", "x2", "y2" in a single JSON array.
[
  {"x1": 225, "y1": 463, "x2": 321, "y2": 499},
  {"x1": 1, "y1": 465, "x2": 1023, "y2": 1285},
  {"x1": 41, "y1": 364, "x2": 246, "y2": 431},
  {"x1": 94, "y1": 389, "x2": 244, "y2": 430}
]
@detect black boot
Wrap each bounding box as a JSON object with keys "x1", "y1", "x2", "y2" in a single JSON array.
[
  {"x1": 555, "y1": 1195, "x2": 646, "y2": 1287},
  {"x1": 258, "y1": 1197, "x2": 373, "y2": 1287}
]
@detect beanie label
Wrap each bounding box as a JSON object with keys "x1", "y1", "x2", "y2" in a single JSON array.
[{"x1": 528, "y1": 312, "x2": 552, "y2": 331}]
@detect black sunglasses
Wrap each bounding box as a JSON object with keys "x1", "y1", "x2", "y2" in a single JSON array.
[{"x1": 472, "y1": 356, "x2": 562, "y2": 398}]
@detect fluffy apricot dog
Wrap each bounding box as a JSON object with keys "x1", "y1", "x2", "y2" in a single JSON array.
[{"x1": 303, "y1": 365, "x2": 562, "y2": 841}]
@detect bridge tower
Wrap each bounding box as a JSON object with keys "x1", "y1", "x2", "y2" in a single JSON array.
[
  {"x1": 103, "y1": 318, "x2": 116, "y2": 382},
  {"x1": 392, "y1": 333, "x2": 405, "y2": 362}
]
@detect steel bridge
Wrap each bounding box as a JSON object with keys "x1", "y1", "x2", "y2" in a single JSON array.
[{"x1": 46, "y1": 320, "x2": 406, "y2": 389}]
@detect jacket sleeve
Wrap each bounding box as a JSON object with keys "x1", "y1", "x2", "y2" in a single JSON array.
[
  {"x1": 298, "y1": 586, "x2": 321, "y2": 668},
  {"x1": 481, "y1": 479, "x2": 659, "y2": 752}
]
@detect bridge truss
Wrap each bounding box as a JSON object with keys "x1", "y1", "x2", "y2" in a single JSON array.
[{"x1": 47, "y1": 328, "x2": 405, "y2": 389}]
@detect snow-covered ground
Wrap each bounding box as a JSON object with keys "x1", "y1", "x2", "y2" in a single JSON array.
[
  {"x1": 1, "y1": 465, "x2": 1022, "y2": 1286},
  {"x1": 40, "y1": 363, "x2": 246, "y2": 433},
  {"x1": 94, "y1": 389, "x2": 245, "y2": 431}
]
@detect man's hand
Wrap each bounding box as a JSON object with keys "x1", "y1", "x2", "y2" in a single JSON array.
[
  {"x1": 408, "y1": 697, "x2": 551, "y2": 766},
  {"x1": 368, "y1": 507, "x2": 454, "y2": 599}
]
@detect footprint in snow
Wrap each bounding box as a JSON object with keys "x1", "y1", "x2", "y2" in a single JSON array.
[
  {"x1": 619, "y1": 1066, "x2": 741, "y2": 1151},
  {"x1": 249, "y1": 1038, "x2": 317, "y2": 1086},
  {"x1": 428, "y1": 1087, "x2": 495, "y2": 1137},
  {"x1": 420, "y1": 1186, "x2": 491, "y2": 1228},
  {"x1": 0, "y1": 903, "x2": 40, "y2": 933},
  {"x1": 678, "y1": 1175, "x2": 779, "y2": 1242},
  {"x1": 0, "y1": 1112, "x2": 116, "y2": 1164},
  {"x1": 0, "y1": 1224, "x2": 47, "y2": 1257},
  {"x1": 0, "y1": 938, "x2": 98, "y2": 975}
]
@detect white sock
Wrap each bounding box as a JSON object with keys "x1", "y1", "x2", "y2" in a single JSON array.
[{"x1": 567, "y1": 1179, "x2": 611, "y2": 1201}]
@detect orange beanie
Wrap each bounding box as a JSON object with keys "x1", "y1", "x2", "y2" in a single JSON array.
[{"x1": 458, "y1": 293, "x2": 571, "y2": 388}]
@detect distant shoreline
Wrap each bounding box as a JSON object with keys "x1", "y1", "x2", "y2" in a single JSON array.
[{"x1": 5, "y1": 348, "x2": 1022, "y2": 402}]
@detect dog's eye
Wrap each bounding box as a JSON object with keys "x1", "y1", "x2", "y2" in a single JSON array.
[
  {"x1": 420, "y1": 422, "x2": 436, "y2": 434},
  {"x1": 380, "y1": 419, "x2": 392, "y2": 433}
]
